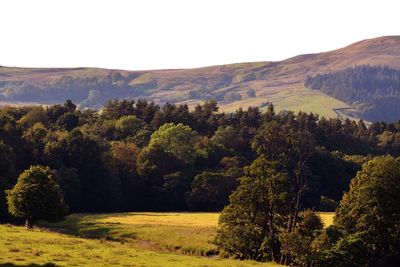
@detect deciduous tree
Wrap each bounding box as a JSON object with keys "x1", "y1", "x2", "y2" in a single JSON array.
[
  {"x1": 335, "y1": 155, "x2": 400, "y2": 266},
  {"x1": 7, "y1": 165, "x2": 67, "y2": 228}
]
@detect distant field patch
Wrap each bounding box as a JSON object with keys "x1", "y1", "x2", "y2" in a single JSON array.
[
  {"x1": 217, "y1": 87, "x2": 350, "y2": 119},
  {"x1": 266, "y1": 87, "x2": 350, "y2": 118},
  {"x1": 101, "y1": 211, "x2": 334, "y2": 229},
  {"x1": 319, "y1": 212, "x2": 335, "y2": 227},
  {"x1": 101, "y1": 212, "x2": 219, "y2": 227}
]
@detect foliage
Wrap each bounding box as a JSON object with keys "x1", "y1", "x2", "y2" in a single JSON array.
[
  {"x1": 6, "y1": 166, "x2": 67, "y2": 228},
  {"x1": 114, "y1": 115, "x2": 144, "y2": 139},
  {"x1": 44, "y1": 129, "x2": 122, "y2": 212},
  {"x1": 0, "y1": 99, "x2": 399, "y2": 220},
  {"x1": 279, "y1": 211, "x2": 323, "y2": 266},
  {"x1": 305, "y1": 65, "x2": 400, "y2": 122},
  {"x1": 56, "y1": 112, "x2": 80, "y2": 131},
  {"x1": 186, "y1": 171, "x2": 238, "y2": 211},
  {"x1": 54, "y1": 166, "x2": 81, "y2": 212},
  {"x1": 147, "y1": 123, "x2": 198, "y2": 164},
  {"x1": 216, "y1": 157, "x2": 289, "y2": 262},
  {"x1": 318, "y1": 196, "x2": 338, "y2": 212},
  {"x1": 335, "y1": 155, "x2": 400, "y2": 266},
  {"x1": 211, "y1": 126, "x2": 241, "y2": 150},
  {"x1": 311, "y1": 232, "x2": 368, "y2": 267},
  {"x1": 0, "y1": 141, "x2": 16, "y2": 222}
]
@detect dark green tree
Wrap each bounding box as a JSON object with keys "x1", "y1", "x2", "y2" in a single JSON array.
[
  {"x1": 253, "y1": 122, "x2": 316, "y2": 247},
  {"x1": 54, "y1": 166, "x2": 81, "y2": 212},
  {"x1": 101, "y1": 99, "x2": 135, "y2": 120},
  {"x1": 0, "y1": 142, "x2": 16, "y2": 222},
  {"x1": 211, "y1": 126, "x2": 241, "y2": 150},
  {"x1": 186, "y1": 171, "x2": 238, "y2": 211},
  {"x1": 279, "y1": 210, "x2": 323, "y2": 266},
  {"x1": 111, "y1": 141, "x2": 143, "y2": 210},
  {"x1": 216, "y1": 157, "x2": 289, "y2": 261},
  {"x1": 335, "y1": 155, "x2": 400, "y2": 266},
  {"x1": 44, "y1": 129, "x2": 122, "y2": 212},
  {"x1": 311, "y1": 231, "x2": 368, "y2": 267},
  {"x1": 56, "y1": 112, "x2": 80, "y2": 131}
]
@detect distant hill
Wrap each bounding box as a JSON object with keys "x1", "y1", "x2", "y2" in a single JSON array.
[
  {"x1": 1, "y1": 36, "x2": 400, "y2": 121},
  {"x1": 305, "y1": 65, "x2": 400, "y2": 122}
]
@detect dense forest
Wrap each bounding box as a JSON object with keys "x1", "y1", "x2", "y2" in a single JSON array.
[
  {"x1": 305, "y1": 65, "x2": 400, "y2": 122},
  {"x1": 0, "y1": 99, "x2": 399, "y2": 222}
]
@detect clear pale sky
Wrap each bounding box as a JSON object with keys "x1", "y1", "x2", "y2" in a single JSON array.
[{"x1": 1, "y1": 0, "x2": 399, "y2": 70}]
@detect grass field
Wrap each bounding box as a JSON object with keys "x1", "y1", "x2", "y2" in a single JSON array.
[
  {"x1": 39, "y1": 212, "x2": 334, "y2": 257},
  {"x1": 0, "y1": 224, "x2": 280, "y2": 267},
  {"x1": 39, "y1": 213, "x2": 220, "y2": 256},
  {"x1": 1, "y1": 212, "x2": 334, "y2": 266},
  {"x1": 219, "y1": 87, "x2": 350, "y2": 119}
]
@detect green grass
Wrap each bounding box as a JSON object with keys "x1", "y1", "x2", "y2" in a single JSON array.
[
  {"x1": 39, "y1": 212, "x2": 334, "y2": 257},
  {"x1": 2, "y1": 212, "x2": 334, "y2": 266},
  {"x1": 219, "y1": 87, "x2": 350, "y2": 119},
  {"x1": 39, "y1": 212, "x2": 220, "y2": 256},
  {"x1": 0, "y1": 224, "x2": 280, "y2": 267}
]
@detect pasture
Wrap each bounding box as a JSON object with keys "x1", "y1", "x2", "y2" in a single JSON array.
[
  {"x1": 0, "y1": 223, "x2": 280, "y2": 267},
  {"x1": 40, "y1": 212, "x2": 334, "y2": 256},
  {"x1": 1, "y1": 212, "x2": 333, "y2": 266},
  {"x1": 218, "y1": 87, "x2": 350, "y2": 119}
]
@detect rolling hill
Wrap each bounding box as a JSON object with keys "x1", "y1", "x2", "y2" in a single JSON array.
[{"x1": 1, "y1": 36, "x2": 400, "y2": 121}]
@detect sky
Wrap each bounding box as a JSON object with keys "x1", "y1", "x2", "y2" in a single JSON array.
[{"x1": 1, "y1": 0, "x2": 399, "y2": 70}]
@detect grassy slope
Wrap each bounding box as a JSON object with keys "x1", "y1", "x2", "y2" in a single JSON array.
[
  {"x1": 219, "y1": 87, "x2": 350, "y2": 118},
  {"x1": 39, "y1": 212, "x2": 334, "y2": 257},
  {"x1": 0, "y1": 224, "x2": 280, "y2": 267}
]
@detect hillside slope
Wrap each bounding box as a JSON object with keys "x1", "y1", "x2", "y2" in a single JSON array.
[
  {"x1": 305, "y1": 65, "x2": 400, "y2": 122},
  {"x1": 1, "y1": 36, "x2": 400, "y2": 120}
]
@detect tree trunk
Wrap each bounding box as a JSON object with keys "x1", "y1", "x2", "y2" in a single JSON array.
[{"x1": 25, "y1": 218, "x2": 34, "y2": 229}]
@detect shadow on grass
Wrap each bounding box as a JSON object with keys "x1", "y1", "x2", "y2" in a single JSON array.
[
  {"x1": 37, "y1": 214, "x2": 137, "y2": 242},
  {"x1": 36, "y1": 212, "x2": 219, "y2": 257},
  {"x1": 37, "y1": 212, "x2": 177, "y2": 240},
  {"x1": 0, "y1": 264, "x2": 58, "y2": 267}
]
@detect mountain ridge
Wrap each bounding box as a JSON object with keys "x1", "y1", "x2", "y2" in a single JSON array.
[{"x1": 1, "y1": 36, "x2": 400, "y2": 121}]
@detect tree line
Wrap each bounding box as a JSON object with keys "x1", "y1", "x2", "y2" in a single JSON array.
[
  {"x1": 1, "y1": 99, "x2": 400, "y2": 221},
  {"x1": 305, "y1": 65, "x2": 400, "y2": 122}
]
